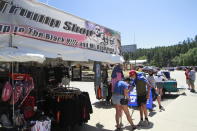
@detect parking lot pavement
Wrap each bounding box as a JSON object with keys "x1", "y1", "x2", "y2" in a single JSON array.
[{"x1": 145, "y1": 89, "x2": 197, "y2": 131}]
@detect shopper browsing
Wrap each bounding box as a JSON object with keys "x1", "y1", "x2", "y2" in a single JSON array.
[
  {"x1": 189, "y1": 67, "x2": 196, "y2": 92},
  {"x1": 147, "y1": 69, "x2": 164, "y2": 110},
  {"x1": 154, "y1": 71, "x2": 167, "y2": 99},
  {"x1": 111, "y1": 77, "x2": 137, "y2": 130},
  {"x1": 129, "y1": 70, "x2": 152, "y2": 126},
  {"x1": 185, "y1": 67, "x2": 191, "y2": 90}
]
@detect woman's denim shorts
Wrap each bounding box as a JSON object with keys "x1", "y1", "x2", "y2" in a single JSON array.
[{"x1": 112, "y1": 94, "x2": 124, "y2": 105}]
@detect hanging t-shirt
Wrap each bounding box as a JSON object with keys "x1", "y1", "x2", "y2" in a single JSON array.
[
  {"x1": 93, "y1": 62, "x2": 101, "y2": 86},
  {"x1": 1, "y1": 82, "x2": 12, "y2": 102},
  {"x1": 31, "y1": 120, "x2": 51, "y2": 131},
  {"x1": 44, "y1": 67, "x2": 56, "y2": 85}
]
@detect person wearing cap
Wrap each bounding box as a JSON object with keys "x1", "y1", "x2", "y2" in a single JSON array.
[
  {"x1": 129, "y1": 70, "x2": 152, "y2": 126},
  {"x1": 111, "y1": 77, "x2": 137, "y2": 130}
]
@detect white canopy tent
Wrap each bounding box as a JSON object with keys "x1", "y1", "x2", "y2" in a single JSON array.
[
  {"x1": 12, "y1": 35, "x2": 123, "y2": 64},
  {"x1": 0, "y1": 0, "x2": 124, "y2": 123},
  {"x1": 0, "y1": 34, "x2": 124, "y2": 63},
  {"x1": 0, "y1": 47, "x2": 45, "y2": 63}
]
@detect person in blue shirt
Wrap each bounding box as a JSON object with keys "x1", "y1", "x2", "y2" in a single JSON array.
[{"x1": 112, "y1": 77, "x2": 137, "y2": 130}]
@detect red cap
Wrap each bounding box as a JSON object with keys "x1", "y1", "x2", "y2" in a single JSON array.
[{"x1": 129, "y1": 70, "x2": 136, "y2": 76}]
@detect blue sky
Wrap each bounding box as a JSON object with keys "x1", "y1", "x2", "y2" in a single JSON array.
[{"x1": 38, "y1": 0, "x2": 197, "y2": 48}]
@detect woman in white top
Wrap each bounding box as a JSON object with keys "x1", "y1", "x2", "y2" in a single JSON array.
[
  {"x1": 147, "y1": 70, "x2": 164, "y2": 110},
  {"x1": 154, "y1": 71, "x2": 166, "y2": 99}
]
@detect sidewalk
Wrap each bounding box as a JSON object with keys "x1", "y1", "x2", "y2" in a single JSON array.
[
  {"x1": 145, "y1": 89, "x2": 197, "y2": 131},
  {"x1": 75, "y1": 89, "x2": 197, "y2": 131},
  {"x1": 71, "y1": 71, "x2": 197, "y2": 131}
]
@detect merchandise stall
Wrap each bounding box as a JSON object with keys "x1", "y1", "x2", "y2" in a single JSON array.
[
  {"x1": 0, "y1": 60, "x2": 93, "y2": 131},
  {"x1": 94, "y1": 63, "x2": 124, "y2": 104},
  {"x1": 0, "y1": 0, "x2": 123, "y2": 130}
]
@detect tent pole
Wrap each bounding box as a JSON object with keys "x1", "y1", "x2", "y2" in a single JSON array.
[
  {"x1": 11, "y1": 61, "x2": 15, "y2": 124},
  {"x1": 9, "y1": 34, "x2": 12, "y2": 47},
  {"x1": 9, "y1": 34, "x2": 15, "y2": 124}
]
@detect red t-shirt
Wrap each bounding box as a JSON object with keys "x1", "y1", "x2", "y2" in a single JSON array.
[{"x1": 185, "y1": 71, "x2": 189, "y2": 80}]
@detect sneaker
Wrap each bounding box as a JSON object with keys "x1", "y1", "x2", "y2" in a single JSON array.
[
  {"x1": 149, "y1": 108, "x2": 154, "y2": 112},
  {"x1": 190, "y1": 89, "x2": 195, "y2": 92},
  {"x1": 144, "y1": 120, "x2": 149, "y2": 127},
  {"x1": 137, "y1": 120, "x2": 144, "y2": 126},
  {"x1": 159, "y1": 105, "x2": 165, "y2": 111}
]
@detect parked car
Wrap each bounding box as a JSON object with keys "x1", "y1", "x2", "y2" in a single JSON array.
[{"x1": 168, "y1": 67, "x2": 175, "y2": 71}]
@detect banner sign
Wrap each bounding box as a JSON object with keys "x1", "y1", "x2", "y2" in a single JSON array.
[
  {"x1": 0, "y1": 0, "x2": 121, "y2": 55},
  {"x1": 128, "y1": 88, "x2": 153, "y2": 109}
]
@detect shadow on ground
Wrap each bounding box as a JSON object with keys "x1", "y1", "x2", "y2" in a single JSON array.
[
  {"x1": 190, "y1": 91, "x2": 197, "y2": 94},
  {"x1": 162, "y1": 94, "x2": 180, "y2": 100},
  {"x1": 74, "y1": 123, "x2": 114, "y2": 131},
  {"x1": 123, "y1": 121, "x2": 154, "y2": 130},
  {"x1": 129, "y1": 106, "x2": 158, "y2": 117},
  {"x1": 149, "y1": 110, "x2": 157, "y2": 117},
  {"x1": 138, "y1": 121, "x2": 154, "y2": 130},
  {"x1": 93, "y1": 101, "x2": 114, "y2": 109}
]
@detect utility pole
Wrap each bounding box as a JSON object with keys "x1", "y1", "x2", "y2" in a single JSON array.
[{"x1": 133, "y1": 33, "x2": 136, "y2": 66}]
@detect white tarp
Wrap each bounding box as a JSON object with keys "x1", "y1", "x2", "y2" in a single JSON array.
[
  {"x1": 0, "y1": 47, "x2": 45, "y2": 63},
  {"x1": 84, "y1": 49, "x2": 124, "y2": 64},
  {"x1": 129, "y1": 60, "x2": 147, "y2": 64},
  {"x1": 12, "y1": 31, "x2": 123, "y2": 63},
  {"x1": 0, "y1": 34, "x2": 10, "y2": 48},
  {"x1": 12, "y1": 35, "x2": 88, "y2": 62}
]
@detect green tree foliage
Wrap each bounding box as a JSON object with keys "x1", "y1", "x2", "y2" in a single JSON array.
[
  {"x1": 172, "y1": 48, "x2": 197, "y2": 66},
  {"x1": 138, "y1": 55, "x2": 147, "y2": 60},
  {"x1": 123, "y1": 53, "x2": 130, "y2": 62},
  {"x1": 127, "y1": 35, "x2": 197, "y2": 66}
]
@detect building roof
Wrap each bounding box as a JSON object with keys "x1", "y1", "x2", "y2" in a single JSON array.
[{"x1": 129, "y1": 59, "x2": 147, "y2": 64}]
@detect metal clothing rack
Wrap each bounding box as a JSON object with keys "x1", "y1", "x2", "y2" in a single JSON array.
[{"x1": 51, "y1": 86, "x2": 81, "y2": 96}]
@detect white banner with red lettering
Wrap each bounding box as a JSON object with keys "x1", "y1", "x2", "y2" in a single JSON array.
[{"x1": 0, "y1": 0, "x2": 123, "y2": 63}]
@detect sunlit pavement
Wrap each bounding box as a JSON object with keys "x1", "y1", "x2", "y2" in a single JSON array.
[{"x1": 70, "y1": 71, "x2": 197, "y2": 131}]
